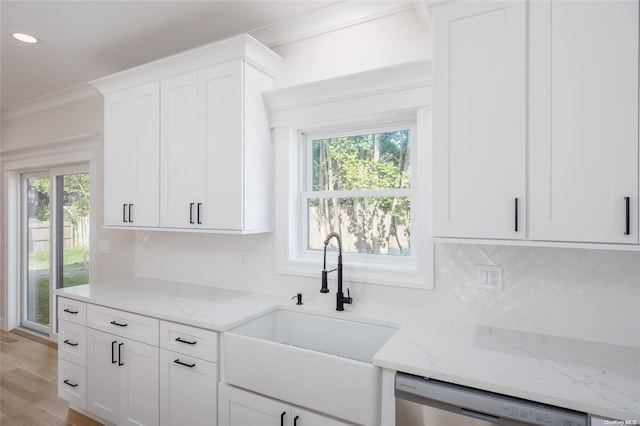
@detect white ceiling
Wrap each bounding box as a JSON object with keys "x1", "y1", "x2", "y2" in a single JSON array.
[{"x1": 0, "y1": 0, "x2": 354, "y2": 113}]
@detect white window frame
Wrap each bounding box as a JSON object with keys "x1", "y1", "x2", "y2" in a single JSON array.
[
  {"x1": 2, "y1": 134, "x2": 99, "y2": 336},
  {"x1": 265, "y1": 61, "x2": 433, "y2": 289}
]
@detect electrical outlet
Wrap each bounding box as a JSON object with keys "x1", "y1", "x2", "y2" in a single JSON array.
[
  {"x1": 475, "y1": 265, "x2": 503, "y2": 291},
  {"x1": 240, "y1": 251, "x2": 248, "y2": 267}
]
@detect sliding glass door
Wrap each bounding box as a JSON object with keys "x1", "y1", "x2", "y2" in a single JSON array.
[{"x1": 22, "y1": 165, "x2": 91, "y2": 334}]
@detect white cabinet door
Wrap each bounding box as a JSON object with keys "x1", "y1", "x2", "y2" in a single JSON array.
[
  {"x1": 120, "y1": 337, "x2": 159, "y2": 426},
  {"x1": 159, "y1": 349, "x2": 218, "y2": 426},
  {"x1": 86, "y1": 328, "x2": 159, "y2": 426},
  {"x1": 219, "y1": 384, "x2": 291, "y2": 426},
  {"x1": 529, "y1": 0, "x2": 639, "y2": 244},
  {"x1": 87, "y1": 328, "x2": 121, "y2": 424},
  {"x1": 200, "y1": 62, "x2": 244, "y2": 230},
  {"x1": 161, "y1": 71, "x2": 205, "y2": 229},
  {"x1": 104, "y1": 82, "x2": 160, "y2": 227},
  {"x1": 432, "y1": 1, "x2": 527, "y2": 239}
]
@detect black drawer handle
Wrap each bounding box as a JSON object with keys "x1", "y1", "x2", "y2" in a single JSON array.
[
  {"x1": 624, "y1": 196, "x2": 631, "y2": 235},
  {"x1": 111, "y1": 340, "x2": 117, "y2": 364},
  {"x1": 174, "y1": 359, "x2": 196, "y2": 368},
  {"x1": 189, "y1": 203, "x2": 195, "y2": 224},
  {"x1": 118, "y1": 342, "x2": 124, "y2": 366},
  {"x1": 123, "y1": 204, "x2": 128, "y2": 223},
  {"x1": 280, "y1": 412, "x2": 286, "y2": 426},
  {"x1": 110, "y1": 320, "x2": 128, "y2": 327},
  {"x1": 294, "y1": 415, "x2": 299, "y2": 426},
  {"x1": 514, "y1": 198, "x2": 519, "y2": 232},
  {"x1": 63, "y1": 379, "x2": 78, "y2": 388},
  {"x1": 197, "y1": 203, "x2": 202, "y2": 224},
  {"x1": 63, "y1": 308, "x2": 78, "y2": 315},
  {"x1": 175, "y1": 337, "x2": 197, "y2": 345},
  {"x1": 63, "y1": 339, "x2": 78, "y2": 347}
]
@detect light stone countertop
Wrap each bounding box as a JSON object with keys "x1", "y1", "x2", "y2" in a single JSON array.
[
  {"x1": 56, "y1": 278, "x2": 640, "y2": 422},
  {"x1": 373, "y1": 315, "x2": 640, "y2": 422},
  {"x1": 55, "y1": 277, "x2": 280, "y2": 331}
]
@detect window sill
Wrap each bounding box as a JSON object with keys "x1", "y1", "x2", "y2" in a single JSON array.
[{"x1": 276, "y1": 250, "x2": 433, "y2": 289}]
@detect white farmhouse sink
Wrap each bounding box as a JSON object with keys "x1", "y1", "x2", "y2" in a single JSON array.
[{"x1": 223, "y1": 308, "x2": 397, "y2": 426}]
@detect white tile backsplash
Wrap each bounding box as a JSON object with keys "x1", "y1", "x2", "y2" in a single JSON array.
[{"x1": 135, "y1": 231, "x2": 640, "y2": 348}]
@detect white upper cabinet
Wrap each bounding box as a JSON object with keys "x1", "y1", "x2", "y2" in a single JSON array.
[
  {"x1": 94, "y1": 34, "x2": 283, "y2": 233},
  {"x1": 432, "y1": 0, "x2": 527, "y2": 239},
  {"x1": 104, "y1": 82, "x2": 160, "y2": 227},
  {"x1": 529, "y1": 0, "x2": 639, "y2": 244},
  {"x1": 160, "y1": 71, "x2": 203, "y2": 228}
]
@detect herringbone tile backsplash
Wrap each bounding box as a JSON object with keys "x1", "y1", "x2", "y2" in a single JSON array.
[{"x1": 431, "y1": 244, "x2": 640, "y2": 347}]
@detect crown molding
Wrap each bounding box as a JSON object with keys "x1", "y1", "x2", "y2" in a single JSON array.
[
  {"x1": 1, "y1": 133, "x2": 101, "y2": 167},
  {"x1": 1, "y1": 84, "x2": 100, "y2": 122},
  {"x1": 251, "y1": 1, "x2": 416, "y2": 47}
]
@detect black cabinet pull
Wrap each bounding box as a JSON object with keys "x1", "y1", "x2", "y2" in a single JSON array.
[
  {"x1": 123, "y1": 204, "x2": 128, "y2": 223},
  {"x1": 63, "y1": 308, "x2": 78, "y2": 315},
  {"x1": 514, "y1": 198, "x2": 519, "y2": 232},
  {"x1": 128, "y1": 204, "x2": 134, "y2": 223},
  {"x1": 294, "y1": 415, "x2": 299, "y2": 426},
  {"x1": 280, "y1": 412, "x2": 286, "y2": 426},
  {"x1": 63, "y1": 339, "x2": 78, "y2": 347},
  {"x1": 175, "y1": 337, "x2": 197, "y2": 345},
  {"x1": 624, "y1": 196, "x2": 631, "y2": 235},
  {"x1": 118, "y1": 342, "x2": 124, "y2": 366},
  {"x1": 110, "y1": 320, "x2": 128, "y2": 327},
  {"x1": 174, "y1": 358, "x2": 196, "y2": 368},
  {"x1": 197, "y1": 203, "x2": 202, "y2": 225},
  {"x1": 111, "y1": 340, "x2": 117, "y2": 364},
  {"x1": 189, "y1": 203, "x2": 195, "y2": 224},
  {"x1": 63, "y1": 379, "x2": 78, "y2": 388}
]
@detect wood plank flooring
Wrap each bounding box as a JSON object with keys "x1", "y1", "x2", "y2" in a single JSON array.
[{"x1": 0, "y1": 329, "x2": 102, "y2": 426}]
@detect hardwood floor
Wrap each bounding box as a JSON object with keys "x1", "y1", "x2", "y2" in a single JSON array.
[{"x1": 0, "y1": 329, "x2": 103, "y2": 426}]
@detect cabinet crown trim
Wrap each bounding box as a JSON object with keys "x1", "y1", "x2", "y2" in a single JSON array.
[{"x1": 91, "y1": 34, "x2": 284, "y2": 95}]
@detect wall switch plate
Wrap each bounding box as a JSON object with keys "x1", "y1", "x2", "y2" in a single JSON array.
[{"x1": 475, "y1": 265, "x2": 503, "y2": 291}]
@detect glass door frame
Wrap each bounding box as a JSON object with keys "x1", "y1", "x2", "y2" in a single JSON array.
[{"x1": 19, "y1": 163, "x2": 92, "y2": 336}]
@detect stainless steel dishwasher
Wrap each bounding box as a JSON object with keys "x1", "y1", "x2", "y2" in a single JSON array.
[{"x1": 395, "y1": 372, "x2": 589, "y2": 426}]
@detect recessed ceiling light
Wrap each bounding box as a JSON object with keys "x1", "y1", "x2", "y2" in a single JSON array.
[{"x1": 12, "y1": 33, "x2": 39, "y2": 44}]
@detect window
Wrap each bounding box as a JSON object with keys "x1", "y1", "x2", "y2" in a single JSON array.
[
  {"x1": 302, "y1": 126, "x2": 413, "y2": 257},
  {"x1": 267, "y1": 61, "x2": 433, "y2": 288},
  {"x1": 22, "y1": 166, "x2": 91, "y2": 334}
]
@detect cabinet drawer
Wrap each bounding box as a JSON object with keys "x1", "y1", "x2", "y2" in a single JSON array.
[
  {"x1": 160, "y1": 321, "x2": 218, "y2": 362},
  {"x1": 87, "y1": 304, "x2": 159, "y2": 346},
  {"x1": 58, "y1": 298, "x2": 87, "y2": 326},
  {"x1": 58, "y1": 320, "x2": 86, "y2": 367},
  {"x1": 59, "y1": 358, "x2": 86, "y2": 410}
]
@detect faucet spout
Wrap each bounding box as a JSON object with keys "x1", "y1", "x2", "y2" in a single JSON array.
[{"x1": 320, "y1": 232, "x2": 352, "y2": 311}]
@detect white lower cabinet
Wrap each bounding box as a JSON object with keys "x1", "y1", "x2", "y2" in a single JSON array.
[
  {"x1": 159, "y1": 349, "x2": 218, "y2": 426},
  {"x1": 219, "y1": 384, "x2": 352, "y2": 426},
  {"x1": 86, "y1": 327, "x2": 159, "y2": 425},
  {"x1": 58, "y1": 297, "x2": 222, "y2": 426}
]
